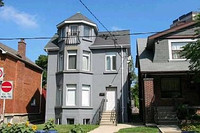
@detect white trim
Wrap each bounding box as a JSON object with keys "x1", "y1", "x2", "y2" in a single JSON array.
[
  {"x1": 82, "y1": 51, "x2": 90, "y2": 71},
  {"x1": 66, "y1": 84, "x2": 76, "y2": 106},
  {"x1": 105, "y1": 53, "x2": 117, "y2": 71},
  {"x1": 67, "y1": 50, "x2": 77, "y2": 70},
  {"x1": 57, "y1": 20, "x2": 97, "y2": 29},
  {"x1": 82, "y1": 85, "x2": 91, "y2": 107},
  {"x1": 168, "y1": 39, "x2": 197, "y2": 60},
  {"x1": 0, "y1": 48, "x2": 7, "y2": 54}
]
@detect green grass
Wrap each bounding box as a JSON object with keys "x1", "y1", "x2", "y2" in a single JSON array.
[
  {"x1": 118, "y1": 126, "x2": 159, "y2": 133},
  {"x1": 36, "y1": 124, "x2": 99, "y2": 133}
]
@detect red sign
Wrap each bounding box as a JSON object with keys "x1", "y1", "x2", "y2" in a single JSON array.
[{"x1": 2, "y1": 81, "x2": 12, "y2": 92}]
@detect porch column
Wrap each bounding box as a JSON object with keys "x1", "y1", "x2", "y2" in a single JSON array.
[{"x1": 143, "y1": 78, "x2": 154, "y2": 123}]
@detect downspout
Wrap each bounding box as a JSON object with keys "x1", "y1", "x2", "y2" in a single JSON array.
[{"x1": 121, "y1": 45, "x2": 124, "y2": 123}]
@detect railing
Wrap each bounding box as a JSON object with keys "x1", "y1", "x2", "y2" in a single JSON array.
[
  {"x1": 115, "y1": 99, "x2": 120, "y2": 126},
  {"x1": 92, "y1": 98, "x2": 105, "y2": 124},
  {"x1": 66, "y1": 32, "x2": 80, "y2": 44}
]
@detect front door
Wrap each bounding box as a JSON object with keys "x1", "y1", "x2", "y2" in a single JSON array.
[{"x1": 106, "y1": 88, "x2": 116, "y2": 111}]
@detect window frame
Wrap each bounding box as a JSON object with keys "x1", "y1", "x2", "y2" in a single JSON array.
[
  {"x1": 82, "y1": 85, "x2": 91, "y2": 107},
  {"x1": 82, "y1": 51, "x2": 90, "y2": 71},
  {"x1": 84, "y1": 25, "x2": 92, "y2": 39},
  {"x1": 66, "y1": 84, "x2": 76, "y2": 106},
  {"x1": 69, "y1": 25, "x2": 79, "y2": 36},
  {"x1": 59, "y1": 27, "x2": 65, "y2": 40},
  {"x1": 105, "y1": 53, "x2": 117, "y2": 71},
  {"x1": 168, "y1": 39, "x2": 196, "y2": 61},
  {"x1": 67, "y1": 50, "x2": 77, "y2": 70},
  {"x1": 161, "y1": 77, "x2": 182, "y2": 98}
]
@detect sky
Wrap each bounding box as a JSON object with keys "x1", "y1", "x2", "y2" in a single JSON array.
[{"x1": 0, "y1": 0, "x2": 200, "y2": 66}]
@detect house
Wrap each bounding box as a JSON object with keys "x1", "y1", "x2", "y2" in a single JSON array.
[
  {"x1": 0, "y1": 39, "x2": 43, "y2": 123},
  {"x1": 44, "y1": 13, "x2": 131, "y2": 125},
  {"x1": 136, "y1": 12, "x2": 200, "y2": 124}
]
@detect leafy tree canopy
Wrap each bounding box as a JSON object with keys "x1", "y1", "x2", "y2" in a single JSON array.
[
  {"x1": 35, "y1": 55, "x2": 48, "y2": 87},
  {"x1": 0, "y1": 0, "x2": 4, "y2": 7},
  {"x1": 181, "y1": 13, "x2": 200, "y2": 81}
]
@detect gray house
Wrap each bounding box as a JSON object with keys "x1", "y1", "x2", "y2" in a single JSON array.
[
  {"x1": 44, "y1": 13, "x2": 131, "y2": 125},
  {"x1": 136, "y1": 12, "x2": 200, "y2": 124}
]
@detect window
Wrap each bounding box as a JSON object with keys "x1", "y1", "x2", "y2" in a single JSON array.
[
  {"x1": 171, "y1": 42, "x2": 187, "y2": 59},
  {"x1": 83, "y1": 119, "x2": 90, "y2": 124},
  {"x1": 106, "y1": 53, "x2": 116, "y2": 71},
  {"x1": 59, "y1": 28, "x2": 65, "y2": 40},
  {"x1": 161, "y1": 78, "x2": 181, "y2": 98},
  {"x1": 168, "y1": 39, "x2": 195, "y2": 60},
  {"x1": 82, "y1": 51, "x2": 90, "y2": 71},
  {"x1": 84, "y1": 26, "x2": 91, "y2": 38},
  {"x1": 82, "y1": 85, "x2": 90, "y2": 106},
  {"x1": 66, "y1": 84, "x2": 76, "y2": 106},
  {"x1": 58, "y1": 52, "x2": 63, "y2": 71},
  {"x1": 67, "y1": 50, "x2": 77, "y2": 70},
  {"x1": 67, "y1": 118, "x2": 74, "y2": 124},
  {"x1": 31, "y1": 98, "x2": 36, "y2": 106},
  {"x1": 69, "y1": 25, "x2": 78, "y2": 36}
]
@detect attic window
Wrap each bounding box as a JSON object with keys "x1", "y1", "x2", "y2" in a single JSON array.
[
  {"x1": 168, "y1": 39, "x2": 195, "y2": 60},
  {"x1": 84, "y1": 26, "x2": 91, "y2": 39}
]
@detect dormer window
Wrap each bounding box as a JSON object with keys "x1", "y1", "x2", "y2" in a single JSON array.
[
  {"x1": 84, "y1": 25, "x2": 91, "y2": 39},
  {"x1": 69, "y1": 25, "x2": 79, "y2": 36},
  {"x1": 168, "y1": 39, "x2": 196, "y2": 60},
  {"x1": 59, "y1": 28, "x2": 65, "y2": 40}
]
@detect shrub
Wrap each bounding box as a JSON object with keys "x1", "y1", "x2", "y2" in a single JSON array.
[
  {"x1": 70, "y1": 124, "x2": 85, "y2": 133},
  {"x1": 43, "y1": 119, "x2": 56, "y2": 131}
]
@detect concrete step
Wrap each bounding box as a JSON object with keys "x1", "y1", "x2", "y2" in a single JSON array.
[
  {"x1": 158, "y1": 120, "x2": 178, "y2": 125},
  {"x1": 100, "y1": 121, "x2": 116, "y2": 125},
  {"x1": 157, "y1": 106, "x2": 175, "y2": 112}
]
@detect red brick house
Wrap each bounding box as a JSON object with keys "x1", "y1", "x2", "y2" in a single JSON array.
[
  {"x1": 0, "y1": 39, "x2": 43, "y2": 123},
  {"x1": 136, "y1": 12, "x2": 200, "y2": 124}
]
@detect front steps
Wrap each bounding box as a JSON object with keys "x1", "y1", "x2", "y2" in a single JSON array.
[
  {"x1": 156, "y1": 106, "x2": 178, "y2": 125},
  {"x1": 100, "y1": 111, "x2": 116, "y2": 125}
]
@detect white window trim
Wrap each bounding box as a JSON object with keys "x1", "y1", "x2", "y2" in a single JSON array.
[
  {"x1": 67, "y1": 50, "x2": 77, "y2": 70},
  {"x1": 82, "y1": 85, "x2": 91, "y2": 107},
  {"x1": 66, "y1": 84, "x2": 76, "y2": 106},
  {"x1": 105, "y1": 54, "x2": 117, "y2": 71},
  {"x1": 168, "y1": 39, "x2": 196, "y2": 61},
  {"x1": 82, "y1": 52, "x2": 90, "y2": 71}
]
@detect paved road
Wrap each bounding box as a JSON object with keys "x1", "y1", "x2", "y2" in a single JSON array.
[{"x1": 89, "y1": 124, "x2": 141, "y2": 133}]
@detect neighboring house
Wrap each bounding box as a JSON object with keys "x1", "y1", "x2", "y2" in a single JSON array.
[
  {"x1": 44, "y1": 13, "x2": 131, "y2": 125},
  {"x1": 136, "y1": 12, "x2": 200, "y2": 124},
  {"x1": 0, "y1": 39, "x2": 43, "y2": 123}
]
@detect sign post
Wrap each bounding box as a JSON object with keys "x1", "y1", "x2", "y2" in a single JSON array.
[{"x1": 0, "y1": 81, "x2": 13, "y2": 123}]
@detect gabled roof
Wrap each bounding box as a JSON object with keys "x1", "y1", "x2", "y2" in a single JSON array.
[
  {"x1": 0, "y1": 43, "x2": 43, "y2": 71},
  {"x1": 137, "y1": 38, "x2": 190, "y2": 73},
  {"x1": 90, "y1": 30, "x2": 130, "y2": 49},
  {"x1": 147, "y1": 21, "x2": 196, "y2": 48}
]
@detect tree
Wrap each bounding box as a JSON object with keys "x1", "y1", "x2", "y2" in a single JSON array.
[
  {"x1": 35, "y1": 55, "x2": 48, "y2": 87},
  {"x1": 181, "y1": 13, "x2": 200, "y2": 81},
  {"x1": 0, "y1": 0, "x2": 4, "y2": 7}
]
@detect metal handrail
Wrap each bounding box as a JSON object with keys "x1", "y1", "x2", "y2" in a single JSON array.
[{"x1": 91, "y1": 98, "x2": 105, "y2": 124}]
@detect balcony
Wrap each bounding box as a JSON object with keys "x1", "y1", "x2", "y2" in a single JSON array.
[{"x1": 66, "y1": 31, "x2": 80, "y2": 45}]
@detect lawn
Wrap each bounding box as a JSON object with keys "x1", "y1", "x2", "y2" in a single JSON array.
[
  {"x1": 118, "y1": 126, "x2": 159, "y2": 133},
  {"x1": 36, "y1": 124, "x2": 99, "y2": 133}
]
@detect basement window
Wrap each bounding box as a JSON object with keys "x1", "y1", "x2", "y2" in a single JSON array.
[
  {"x1": 67, "y1": 118, "x2": 74, "y2": 124},
  {"x1": 31, "y1": 98, "x2": 36, "y2": 106},
  {"x1": 83, "y1": 119, "x2": 90, "y2": 124}
]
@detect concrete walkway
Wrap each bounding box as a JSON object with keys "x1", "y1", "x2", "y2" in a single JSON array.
[
  {"x1": 89, "y1": 124, "x2": 140, "y2": 133},
  {"x1": 157, "y1": 125, "x2": 182, "y2": 133}
]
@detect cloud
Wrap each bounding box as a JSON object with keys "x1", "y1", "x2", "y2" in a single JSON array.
[
  {"x1": 0, "y1": 6, "x2": 38, "y2": 28},
  {"x1": 111, "y1": 26, "x2": 123, "y2": 31}
]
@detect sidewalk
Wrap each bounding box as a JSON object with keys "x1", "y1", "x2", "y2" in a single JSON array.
[
  {"x1": 89, "y1": 124, "x2": 141, "y2": 133},
  {"x1": 157, "y1": 125, "x2": 182, "y2": 133}
]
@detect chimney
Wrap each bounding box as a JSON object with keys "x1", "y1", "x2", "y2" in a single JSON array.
[{"x1": 18, "y1": 38, "x2": 26, "y2": 59}]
